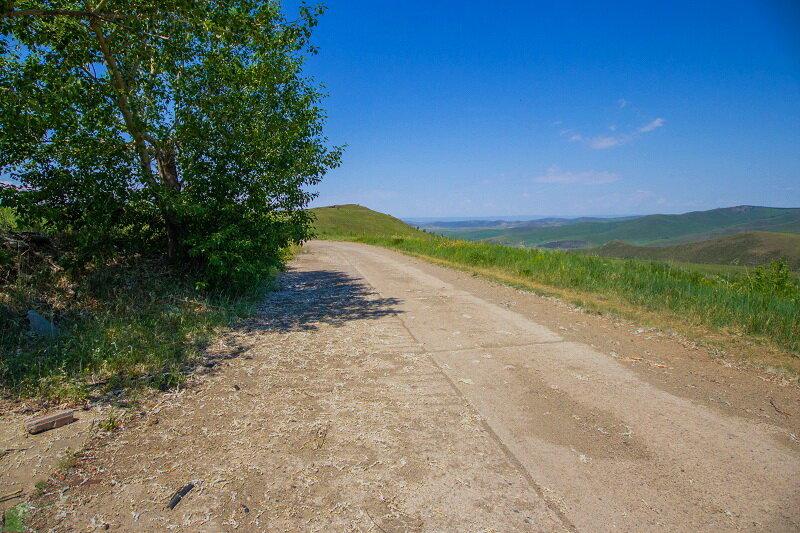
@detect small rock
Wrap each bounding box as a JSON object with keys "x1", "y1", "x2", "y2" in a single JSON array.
[{"x1": 26, "y1": 310, "x2": 58, "y2": 337}]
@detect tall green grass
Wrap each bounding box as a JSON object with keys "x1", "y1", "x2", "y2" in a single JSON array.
[{"x1": 347, "y1": 236, "x2": 800, "y2": 355}]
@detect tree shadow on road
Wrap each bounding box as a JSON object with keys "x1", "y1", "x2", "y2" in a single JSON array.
[{"x1": 240, "y1": 268, "x2": 403, "y2": 333}]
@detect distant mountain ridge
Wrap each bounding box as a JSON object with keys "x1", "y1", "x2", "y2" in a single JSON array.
[
  {"x1": 438, "y1": 206, "x2": 800, "y2": 247},
  {"x1": 587, "y1": 232, "x2": 800, "y2": 270},
  {"x1": 309, "y1": 204, "x2": 800, "y2": 269},
  {"x1": 422, "y1": 216, "x2": 633, "y2": 230}
]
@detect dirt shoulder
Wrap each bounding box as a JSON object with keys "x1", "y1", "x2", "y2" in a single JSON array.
[{"x1": 25, "y1": 244, "x2": 570, "y2": 531}]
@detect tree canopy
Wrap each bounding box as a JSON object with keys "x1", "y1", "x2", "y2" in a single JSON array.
[{"x1": 0, "y1": 1, "x2": 340, "y2": 289}]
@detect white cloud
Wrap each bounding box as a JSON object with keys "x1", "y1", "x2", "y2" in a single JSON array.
[
  {"x1": 638, "y1": 118, "x2": 664, "y2": 133},
  {"x1": 587, "y1": 135, "x2": 628, "y2": 149},
  {"x1": 533, "y1": 165, "x2": 620, "y2": 185},
  {"x1": 564, "y1": 131, "x2": 628, "y2": 149},
  {"x1": 560, "y1": 104, "x2": 665, "y2": 149}
]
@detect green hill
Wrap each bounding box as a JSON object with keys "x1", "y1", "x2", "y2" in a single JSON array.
[
  {"x1": 587, "y1": 232, "x2": 800, "y2": 270},
  {"x1": 443, "y1": 206, "x2": 800, "y2": 247},
  {"x1": 310, "y1": 204, "x2": 430, "y2": 239}
]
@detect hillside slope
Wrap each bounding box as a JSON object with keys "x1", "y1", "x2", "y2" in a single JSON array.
[
  {"x1": 588, "y1": 232, "x2": 800, "y2": 269},
  {"x1": 443, "y1": 206, "x2": 800, "y2": 247},
  {"x1": 310, "y1": 204, "x2": 430, "y2": 239}
]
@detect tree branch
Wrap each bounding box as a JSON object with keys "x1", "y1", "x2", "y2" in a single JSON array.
[
  {"x1": 1, "y1": 7, "x2": 170, "y2": 40},
  {"x1": 76, "y1": 64, "x2": 100, "y2": 83},
  {"x1": 87, "y1": 16, "x2": 159, "y2": 185},
  {"x1": 0, "y1": 9, "x2": 126, "y2": 19}
]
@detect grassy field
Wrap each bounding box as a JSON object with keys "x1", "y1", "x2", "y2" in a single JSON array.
[
  {"x1": 310, "y1": 204, "x2": 431, "y2": 239},
  {"x1": 323, "y1": 234, "x2": 799, "y2": 366},
  {"x1": 582, "y1": 232, "x2": 800, "y2": 270},
  {"x1": 442, "y1": 206, "x2": 800, "y2": 247}
]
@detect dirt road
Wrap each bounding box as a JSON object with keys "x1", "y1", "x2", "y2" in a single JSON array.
[{"x1": 34, "y1": 240, "x2": 799, "y2": 531}]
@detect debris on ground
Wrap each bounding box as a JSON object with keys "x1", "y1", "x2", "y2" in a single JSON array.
[
  {"x1": 0, "y1": 489, "x2": 23, "y2": 503},
  {"x1": 25, "y1": 410, "x2": 76, "y2": 434},
  {"x1": 166, "y1": 483, "x2": 195, "y2": 510},
  {"x1": 0, "y1": 448, "x2": 29, "y2": 459},
  {"x1": 769, "y1": 398, "x2": 791, "y2": 416}
]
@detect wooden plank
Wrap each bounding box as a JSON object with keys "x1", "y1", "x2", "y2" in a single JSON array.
[{"x1": 25, "y1": 409, "x2": 76, "y2": 434}]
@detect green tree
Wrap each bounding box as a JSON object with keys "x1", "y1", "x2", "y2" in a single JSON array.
[{"x1": 0, "y1": 0, "x2": 340, "y2": 288}]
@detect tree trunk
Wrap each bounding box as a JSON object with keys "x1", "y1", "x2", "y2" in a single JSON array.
[
  {"x1": 156, "y1": 148, "x2": 185, "y2": 263},
  {"x1": 88, "y1": 17, "x2": 184, "y2": 264},
  {"x1": 88, "y1": 17, "x2": 157, "y2": 189},
  {"x1": 157, "y1": 147, "x2": 180, "y2": 193},
  {"x1": 164, "y1": 212, "x2": 184, "y2": 263}
]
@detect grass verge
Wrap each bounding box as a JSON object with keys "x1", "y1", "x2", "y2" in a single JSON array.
[
  {"x1": 1, "y1": 238, "x2": 276, "y2": 403},
  {"x1": 330, "y1": 235, "x2": 800, "y2": 371}
]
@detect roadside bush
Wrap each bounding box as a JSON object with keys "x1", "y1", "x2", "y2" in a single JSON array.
[{"x1": 738, "y1": 259, "x2": 798, "y2": 299}]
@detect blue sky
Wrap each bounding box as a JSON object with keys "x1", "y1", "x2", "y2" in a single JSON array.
[{"x1": 289, "y1": 0, "x2": 800, "y2": 217}]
